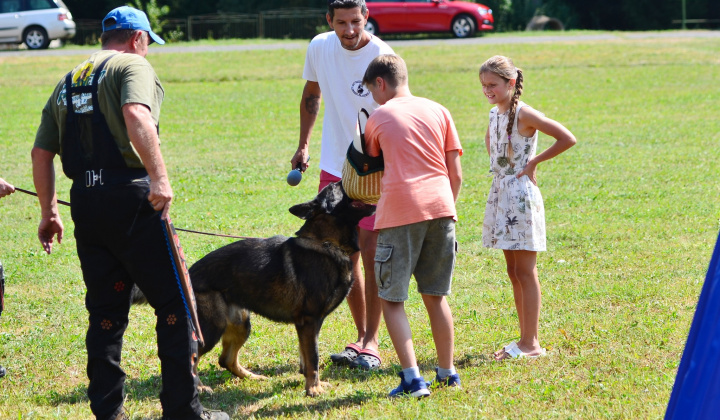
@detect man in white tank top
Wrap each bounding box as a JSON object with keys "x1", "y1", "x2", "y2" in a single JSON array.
[{"x1": 290, "y1": 0, "x2": 394, "y2": 370}]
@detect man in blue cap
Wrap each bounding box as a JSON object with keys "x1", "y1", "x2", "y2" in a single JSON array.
[{"x1": 31, "y1": 6, "x2": 228, "y2": 420}]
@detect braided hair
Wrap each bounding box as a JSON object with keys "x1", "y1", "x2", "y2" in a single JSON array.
[
  {"x1": 506, "y1": 68, "x2": 523, "y2": 139},
  {"x1": 480, "y1": 56, "x2": 523, "y2": 161}
]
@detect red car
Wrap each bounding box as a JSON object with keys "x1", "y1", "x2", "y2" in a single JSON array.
[{"x1": 365, "y1": 0, "x2": 494, "y2": 38}]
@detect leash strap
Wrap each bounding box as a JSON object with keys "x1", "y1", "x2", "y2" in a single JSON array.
[
  {"x1": 13, "y1": 187, "x2": 255, "y2": 240},
  {"x1": 162, "y1": 217, "x2": 205, "y2": 346}
]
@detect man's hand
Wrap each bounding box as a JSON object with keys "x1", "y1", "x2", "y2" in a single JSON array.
[
  {"x1": 38, "y1": 215, "x2": 63, "y2": 254},
  {"x1": 291, "y1": 148, "x2": 310, "y2": 172},
  {"x1": 148, "y1": 175, "x2": 172, "y2": 220},
  {"x1": 0, "y1": 178, "x2": 15, "y2": 198}
]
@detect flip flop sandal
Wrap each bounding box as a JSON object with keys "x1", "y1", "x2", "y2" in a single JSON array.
[
  {"x1": 350, "y1": 349, "x2": 382, "y2": 370},
  {"x1": 330, "y1": 343, "x2": 362, "y2": 366},
  {"x1": 499, "y1": 342, "x2": 547, "y2": 360},
  {"x1": 494, "y1": 341, "x2": 517, "y2": 357}
]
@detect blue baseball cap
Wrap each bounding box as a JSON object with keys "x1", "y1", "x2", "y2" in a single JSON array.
[{"x1": 102, "y1": 6, "x2": 165, "y2": 45}]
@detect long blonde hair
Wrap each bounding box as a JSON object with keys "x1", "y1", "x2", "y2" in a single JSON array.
[{"x1": 480, "y1": 55, "x2": 524, "y2": 140}]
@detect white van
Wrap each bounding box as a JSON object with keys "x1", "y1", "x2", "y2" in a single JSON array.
[{"x1": 0, "y1": 0, "x2": 75, "y2": 49}]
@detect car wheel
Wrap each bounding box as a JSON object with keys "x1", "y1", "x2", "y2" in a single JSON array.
[
  {"x1": 365, "y1": 18, "x2": 379, "y2": 36},
  {"x1": 451, "y1": 14, "x2": 476, "y2": 38},
  {"x1": 24, "y1": 26, "x2": 50, "y2": 50}
]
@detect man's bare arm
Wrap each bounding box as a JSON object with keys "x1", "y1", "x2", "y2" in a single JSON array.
[
  {"x1": 122, "y1": 103, "x2": 172, "y2": 220},
  {"x1": 292, "y1": 81, "x2": 322, "y2": 171}
]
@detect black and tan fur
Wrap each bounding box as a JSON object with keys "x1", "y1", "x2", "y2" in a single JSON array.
[{"x1": 134, "y1": 182, "x2": 374, "y2": 396}]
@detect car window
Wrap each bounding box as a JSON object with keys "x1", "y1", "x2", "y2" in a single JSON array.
[
  {"x1": 26, "y1": 0, "x2": 56, "y2": 10},
  {"x1": 1, "y1": 0, "x2": 22, "y2": 13}
]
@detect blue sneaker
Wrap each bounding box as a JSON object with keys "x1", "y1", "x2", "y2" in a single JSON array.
[
  {"x1": 427, "y1": 368, "x2": 461, "y2": 389},
  {"x1": 388, "y1": 371, "x2": 431, "y2": 398}
]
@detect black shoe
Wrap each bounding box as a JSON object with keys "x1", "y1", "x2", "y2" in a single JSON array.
[
  {"x1": 0, "y1": 365, "x2": 6, "y2": 378},
  {"x1": 200, "y1": 410, "x2": 230, "y2": 420},
  {"x1": 329, "y1": 344, "x2": 361, "y2": 366}
]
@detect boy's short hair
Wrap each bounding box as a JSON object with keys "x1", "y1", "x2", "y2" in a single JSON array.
[
  {"x1": 328, "y1": 0, "x2": 367, "y2": 20},
  {"x1": 362, "y1": 54, "x2": 408, "y2": 88}
]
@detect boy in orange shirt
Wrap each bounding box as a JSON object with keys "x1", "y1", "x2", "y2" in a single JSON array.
[{"x1": 363, "y1": 54, "x2": 463, "y2": 397}]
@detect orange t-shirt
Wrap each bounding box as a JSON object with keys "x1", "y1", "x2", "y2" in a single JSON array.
[{"x1": 365, "y1": 96, "x2": 462, "y2": 230}]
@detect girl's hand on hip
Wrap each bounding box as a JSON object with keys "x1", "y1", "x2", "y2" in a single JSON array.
[{"x1": 516, "y1": 159, "x2": 538, "y2": 186}]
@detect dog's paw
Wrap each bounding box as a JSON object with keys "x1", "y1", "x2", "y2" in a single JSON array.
[
  {"x1": 231, "y1": 365, "x2": 268, "y2": 380},
  {"x1": 305, "y1": 380, "x2": 332, "y2": 397},
  {"x1": 198, "y1": 384, "x2": 214, "y2": 394},
  {"x1": 247, "y1": 372, "x2": 268, "y2": 381}
]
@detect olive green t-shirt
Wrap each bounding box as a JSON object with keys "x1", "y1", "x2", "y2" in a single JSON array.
[{"x1": 34, "y1": 50, "x2": 165, "y2": 169}]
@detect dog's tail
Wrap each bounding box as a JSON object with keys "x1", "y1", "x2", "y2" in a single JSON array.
[{"x1": 130, "y1": 284, "x2": 149, "y2": 305}]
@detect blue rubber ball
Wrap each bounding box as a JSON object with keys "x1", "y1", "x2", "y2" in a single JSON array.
[{"x1": 287, "y1": 169, "x2": 302, "y2": 186}]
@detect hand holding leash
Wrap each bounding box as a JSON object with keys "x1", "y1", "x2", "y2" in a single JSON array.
[
  {"x1": 148, "y1": 176, "x2": 173, "y2": 220},
  {"x1": 0, "y1": 178, "x2": 15, "y2": 198}
]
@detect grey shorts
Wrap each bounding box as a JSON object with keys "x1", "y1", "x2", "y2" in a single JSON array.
[{"x1": 374, "y1": 218, "x2": 457, "y2": 302}]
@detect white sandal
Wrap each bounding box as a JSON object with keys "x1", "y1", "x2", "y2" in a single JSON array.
[{"x1": 501, "y1": 342, "x2": 547, "y2": 359}]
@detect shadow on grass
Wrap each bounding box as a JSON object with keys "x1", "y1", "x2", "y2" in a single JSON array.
[
  {"x1": 201, "y1": 363, "x2": 383, "y2": 416},
  {"x1": 46, "y1": 386, "x2": 89, "y2": 406},
  {"x1": 249, "y1": 392, "x2": 375, "y2": 418},
  {"x1": 46, "y1": 352, "x2": 494, "y2": 410},
  {"x1": 456, "y1": 352, "x2": 494, "y2": 368}
]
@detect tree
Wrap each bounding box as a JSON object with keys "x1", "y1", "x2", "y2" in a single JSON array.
[{"x1": 127, "y1": 0, "x2": 170, "y2": 33}]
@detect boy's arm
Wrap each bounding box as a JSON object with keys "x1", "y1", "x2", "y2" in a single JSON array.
[
  {"x1": 365, "y1": 116, "x2": 381, "y2": 157},
  {"x1": 445, "y1": 149, "x2": 462, "y2": 202}
]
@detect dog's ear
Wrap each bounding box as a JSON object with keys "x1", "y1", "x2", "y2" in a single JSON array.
[
  {"x1": 291, "y1": 182, "x2": 346, "y2": 220},
  {"x1": 318, "y1": 182, "x2": 345, "y2": 213},
  {"x1": 289, "y1": 202, "x2": 316, "y2": 220}
]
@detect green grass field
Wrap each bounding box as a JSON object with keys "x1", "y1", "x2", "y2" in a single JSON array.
[{"x1": 1, "y1": 31, "x2": 719, "y2": 418}]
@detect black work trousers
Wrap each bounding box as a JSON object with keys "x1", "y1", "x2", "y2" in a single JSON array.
[{"x1": 70, "y1": 178, "x2": 203, "y2": 420}]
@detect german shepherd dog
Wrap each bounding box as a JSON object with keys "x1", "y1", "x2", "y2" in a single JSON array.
[{"x1": 133, "y1": 182, "x2": 375, "y2": 396}]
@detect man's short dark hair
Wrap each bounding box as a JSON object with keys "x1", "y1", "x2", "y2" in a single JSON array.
[
  {"x1": 328, "y1": 0, "x2": 367, "y2": 20},
  {"x1": 100, "y1": 26, "x2": 142, "y2": 47}
]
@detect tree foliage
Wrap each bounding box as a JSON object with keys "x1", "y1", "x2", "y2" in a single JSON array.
[
  {"x1": 482, "y1": 0, "x2": 719, "y2": 31},
  {"x1": 126, "y1": 0, "x2": 169, "y2": 33},
  {"x1": 63, "y1": 0, "x2": 720, "y2": 30}
]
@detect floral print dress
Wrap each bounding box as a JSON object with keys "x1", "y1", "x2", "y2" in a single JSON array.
[{"x1": 482, "y1": 101, "x2": 546, "y2": 251}]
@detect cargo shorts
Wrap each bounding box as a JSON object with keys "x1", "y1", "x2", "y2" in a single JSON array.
[{"x1": 374, "y1": 217, "x2": 457, "y2": 302}]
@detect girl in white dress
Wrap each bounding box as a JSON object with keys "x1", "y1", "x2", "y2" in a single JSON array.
[{"x1": 480, "y1": 56, "x2": 576, "y2": 360}]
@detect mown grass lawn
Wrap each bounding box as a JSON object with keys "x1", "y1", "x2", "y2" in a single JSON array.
[{"x1": 0, "y1": 32, "x2": 718, "y2": 419}]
